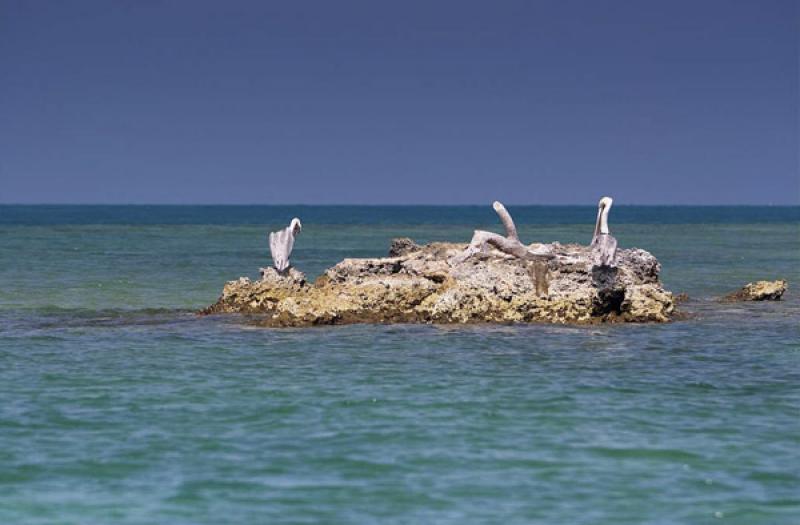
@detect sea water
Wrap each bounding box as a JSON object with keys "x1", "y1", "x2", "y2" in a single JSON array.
[{"x1": 0, "y1": 205, "x2": 798, "y2": 524}]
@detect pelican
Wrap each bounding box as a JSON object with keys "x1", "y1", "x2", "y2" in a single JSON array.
[
  {"x1": 269, "y1": 218, "x2": 302, "y2": 272},
  {"x1": 590, "y1": 197, "x2": 617, "y2": 267}
]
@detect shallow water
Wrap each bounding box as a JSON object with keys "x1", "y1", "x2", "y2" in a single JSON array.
[{"x1": 1, "y1": 206, "x2": 798, "y2": 524}]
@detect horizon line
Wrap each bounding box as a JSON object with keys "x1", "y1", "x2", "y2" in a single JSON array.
[{"x1": 1, "y1": 202, "x2": 798, "y2": 207}]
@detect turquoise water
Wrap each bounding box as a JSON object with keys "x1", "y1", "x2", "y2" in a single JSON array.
[{"x1": 1, "y1": 205, "x2": 798, "y2": 524}]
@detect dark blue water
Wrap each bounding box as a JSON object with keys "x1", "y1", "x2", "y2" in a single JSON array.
[
  {"x1": 3, "y1": 204, "x2": 798, "y2": 225},
  {"x1": 0, "y1": 206, "x2": 798, "y2": 524}
]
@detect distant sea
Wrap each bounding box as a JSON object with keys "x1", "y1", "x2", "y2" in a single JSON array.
[{"x1": 1, "y1": 205, "x2": 798, "y2": 524}]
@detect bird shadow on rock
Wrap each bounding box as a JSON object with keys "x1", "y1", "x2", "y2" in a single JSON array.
[
  {"x1": 591, "y1": 265, "x2": 625, "y2": 316},
  {"x1": 591, "y1": 265, "x2": 618, "y2": 290}
]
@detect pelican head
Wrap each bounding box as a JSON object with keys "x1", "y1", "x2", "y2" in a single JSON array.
[{"x1": 290, "y1": 217, "x2": 302, "y2": 235}]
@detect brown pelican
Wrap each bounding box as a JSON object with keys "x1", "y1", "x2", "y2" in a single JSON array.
[
  {"x1": 269, "y1": 218, "x2": 302, "y2": 272},
  {"x1": 590, "y1": 197, "x2": 617, "y2": 267}
]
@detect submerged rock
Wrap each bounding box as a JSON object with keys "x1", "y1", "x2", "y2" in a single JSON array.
[
  {"x1": 674, "y1": 293, "x2": 690, "y2": 304},
  {"x1": 722, "y1": 280, "x2": 788, "y2": 302},
  {"x1": 202, "y1": 239, "x2": 675, "y2": 326}
]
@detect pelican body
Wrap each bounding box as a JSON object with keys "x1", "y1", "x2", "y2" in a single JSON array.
[
  {"x1": 590, "y1": 197, "x2": 617, "y2": 267},
  {"x1": 269, "y1": 218, "x2": 302, "y2": 272}
]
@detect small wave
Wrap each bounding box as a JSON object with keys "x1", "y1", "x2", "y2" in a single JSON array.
[
  {"x1": 2, "y1": 306, "x2": 199, "y2": 332},
  {"x1": 584, "y1": 446, "x2": 703, "y2": 462}
]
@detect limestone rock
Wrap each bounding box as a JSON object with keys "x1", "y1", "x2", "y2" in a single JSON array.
[
  {"x1": 722, "y1": 280, "x2": 788, "y2": 302},
  {"x1": 620, "y1": 284, "x2": 675, "y2": 322},
  {"x1": 202, "y1": 238, "x2": 675, "y2": 325},
  {"x1": 200, "y1": 267, "x2": 307, "y2": 314},
  {"x1": 388, "y1": 237, "x2": 421, "y2": 257}
]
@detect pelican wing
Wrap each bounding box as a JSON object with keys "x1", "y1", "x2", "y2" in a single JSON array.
[
  {"x1": 269, "y1": 226, "x2": 296, "y2": 271},
  {"x1": 591, "y1": 233, "x2": 617, "y2": 268}
]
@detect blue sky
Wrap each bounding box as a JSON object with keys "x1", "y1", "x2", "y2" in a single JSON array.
[{"x1": 1, "y1": 0, "x2": 797, "y2": 204}]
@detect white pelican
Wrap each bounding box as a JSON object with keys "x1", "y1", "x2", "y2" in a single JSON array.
[
  {"x1": 269, "y1": 218, "x2": 302, "y2": 272},
  {"x1": 590, "y1": 197, "x2": 617, "y2": 267}
]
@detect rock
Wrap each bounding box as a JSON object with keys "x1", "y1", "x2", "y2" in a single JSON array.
[
  {"x1": 201, "y1": 240, "x2": 675, "y2": 325},
  {"x1": 388, "y1": 237, "x2": 421, "y2": 257},
  {"x1": 260, "y1": 266, "x2": 306, "y2": 284},
  {"x1": 620, "y1": 284, "x2": 675, "y2": 323},
  {"x1": 200, "y1": 267, "x2": 307, "y2": 314},
  {"x1": 722, "y1": 280, "x2": 788, "y2": 302}
]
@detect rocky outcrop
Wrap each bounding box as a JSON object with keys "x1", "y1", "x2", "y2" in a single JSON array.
[
  {"x1": 200, "y1": 267, "x2": 307, "y2": 314},
  {"x1": 722, "y1": 280, "x2": 788, "y2": 302},
  {"x1": 202, "y1": 239, "x2": 675, "y2": 326},
  {"x1": 388, "y1": 237, "x2": 421, "y2": 257}
]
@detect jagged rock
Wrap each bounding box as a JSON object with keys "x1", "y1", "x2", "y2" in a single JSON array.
[
  {"x1": 200, "y1": 267, "x2": 306, "y2": 314},
  {"x1": 201, "y1": 239, "x2": 675, "y2": 325},
  {"x1": 722, "y1": 280, "x2": 788, "y2": 302},
  {"x1": 388, "y1": 237, "x2": 421, "y2": 257},
  {"x1": 620, "y1": 284, "x2": 675, "y2": 322}
]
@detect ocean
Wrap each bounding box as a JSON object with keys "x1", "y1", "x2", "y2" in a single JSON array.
[{"x1": 1, "y1": 205, "x2": 798, "y2": 524}]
